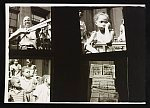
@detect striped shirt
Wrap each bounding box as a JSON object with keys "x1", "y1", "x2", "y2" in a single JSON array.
[{"x1": 8, "y1": 89, "x2": 25, "y2": 102}]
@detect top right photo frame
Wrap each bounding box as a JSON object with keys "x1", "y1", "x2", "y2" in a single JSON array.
[{"x1": 80, "y1": 6, "x2": 128, "y2": 54}]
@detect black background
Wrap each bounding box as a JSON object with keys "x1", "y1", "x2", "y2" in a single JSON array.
[{"x1": 0, "y1": 0, "x2": 149, "y2": 108}]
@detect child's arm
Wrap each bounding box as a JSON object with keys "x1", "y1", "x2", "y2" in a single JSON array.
[
  {"x1": 84, "y1": 31, "x2": 99, "y2": 53},
  {"x1": 32, "y1": 85, "x2": 40, "y2": 102},
  {"x1": 104, "y1": 22, "x2": 113, "y2": 43},
  {"x1": 85, "y1": 31, "x2": 96, "y2": 45}
]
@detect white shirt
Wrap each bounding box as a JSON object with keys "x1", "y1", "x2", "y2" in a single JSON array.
[
  {"x1": 19, "y1": 28, "x2": 37, "y2": 48},
  {"x1": 10, "y1": 64, "x2": 21, "y2": 77},
  {"x1": 33, "y1": 84, "x2": 50, "y2": 102},
  {"x1": 20, "y1": 77, "x2": 36, "y2": 93}
]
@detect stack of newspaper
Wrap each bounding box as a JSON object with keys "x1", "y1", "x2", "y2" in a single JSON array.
[{"x1": 90, "y1": 64, "x2": 119, "y2": 102}]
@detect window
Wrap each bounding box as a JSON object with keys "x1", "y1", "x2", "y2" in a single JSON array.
[
  {"x1": 31, "y1": 7, "x2": 50, "y2": 25},
  {"x1": 9, "y1": 7, "x2": 19, "y2": 34}
]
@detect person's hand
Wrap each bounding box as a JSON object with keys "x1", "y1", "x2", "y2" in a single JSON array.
[{"x1": 105, "y1": 22, "x2": 111, "y2": 29}]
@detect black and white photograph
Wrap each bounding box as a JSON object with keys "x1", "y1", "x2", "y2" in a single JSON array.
[
  {"x1": 89, "y1": 61, "x2": 118, "y2": 102},
  {"x1": 79, "y1": 4, "x2": 145, "y2": 103},
  {"x1": 8, "y1": 6, "x2": 51, "y2": 50},
  {"x1": 80, "y1": 7, "x2": 127, "y2": 54},
  {"x1": 4, "y1": 3, "x2": 146, "y2": 104},
  {"x1": 86, "y1": 60, "x2": 124, "y2": 102},
  {"x1": 5, "y1": 59, "x2": 51, "y2": 103}
]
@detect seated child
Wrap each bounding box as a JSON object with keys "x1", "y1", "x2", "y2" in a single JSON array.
[
  {"x1": 8, "y1": 77, "x2": 26, "y2": 102},
  {"x1": 33, "y1": 75, "x2": 50, "y2": 102},
  {"x1": 85, "y1": 12, "x2": 114, "y2": 53},
  {"x1": 20, "y1": 67, "x2": 37, "y2": 102}
]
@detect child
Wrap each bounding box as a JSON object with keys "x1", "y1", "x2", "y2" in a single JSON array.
[
  {"x1": 20, "y1": 67, "x2": 37, "y2": 102},
  {"x1": 33, "y1": 75, "x2": 50, "y2": 102},
  {"x1": 85, "y1": 12, "x2": 114, "y2": 53},
  {"x1": 79, "y1": 10, "x2": 88, "y2": 54},
  {"x1": 23, "y1": 59, "x2": 37, "y2": 77},
  {"x1": 8, "y1": 77, "x2": 26, "y2": 102},
  {"x1": 118, "y1": 19, "x2": 126, "y2": 42},
  {"x1": 9, "y1": 59, "x2": 22, "y2": 77}
]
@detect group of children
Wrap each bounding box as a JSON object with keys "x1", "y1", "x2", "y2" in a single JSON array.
[{"x1": 8, "y1": 59, "x2": 50, "y2": 102}]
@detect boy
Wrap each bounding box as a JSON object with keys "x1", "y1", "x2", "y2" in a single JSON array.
[
  {"x1": 33, "y1": 75, "x2": 50, "y2": 102},
  {"x1": 22, "y1": 59, "x2": 37, "y2": 77},
  {"x1": 85, "y1": 12, "x2": 114, "y2": 53},
  {"x1": 8, "y1": 77, "x2": 26, "y2": 102},
  {"x1": 20, "y1": 67, "x2": 37, "y2": 102}
]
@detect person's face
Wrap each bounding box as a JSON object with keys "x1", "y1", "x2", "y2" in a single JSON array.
[
  {"x1": 95, "y1": 15, "x2": 108, "y2": 30},
  {"x1": 29, "y1": 69, "x2": 34, "y2": 77},
  {"x1": 23, "y1": 16, "x2": 31, "y2": 28},
  {"x1": 14, "y1": 60, "x2": 18, "y2": 65},
  {"x1": 26, "y1": 60, "x2": 31, "y2": 66},
  {"x1": 13, "y1": 79, "x2": 21, "y2": 88},
  {"x1": 23, "y1": 68, "x2": 31, "y2": 78}
]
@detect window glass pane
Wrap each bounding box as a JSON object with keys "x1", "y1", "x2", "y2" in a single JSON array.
[
  {"x1": 9, "y1": 12, "x2": 17, "y2": 20},
  {"x1": 10, "y1": 19, "x2": 17, "y2": 27},
  {"x1": 32, "y1": 14, "x2": 44, "y2": 22}
]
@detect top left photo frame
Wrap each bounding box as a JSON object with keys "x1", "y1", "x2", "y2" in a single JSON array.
[{"x1": 6, "y1": 4, "x2": 51, "y2": 51}]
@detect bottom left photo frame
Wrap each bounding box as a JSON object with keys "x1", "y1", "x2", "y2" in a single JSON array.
[{"x1": 5, "y1": 58, "x2": 51, "y2": 103}]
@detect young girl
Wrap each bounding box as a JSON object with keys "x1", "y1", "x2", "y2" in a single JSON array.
[{"x1": 85, "y1": 12, "x2": 114, "y2": 53}]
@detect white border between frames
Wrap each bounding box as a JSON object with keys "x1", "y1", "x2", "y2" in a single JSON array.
[
  {"x1": 5, "y1": 4, "x2": 9, "y2": 103},
  {"x1": 6, "y1": 3, "x2": 145, "y2": 7},
  {"x1": 4, "y1": 102, "x2": 146, "y2": 104},
  {"x1": 5, "y1": 3, "x2": 146, "y2": 104}
]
